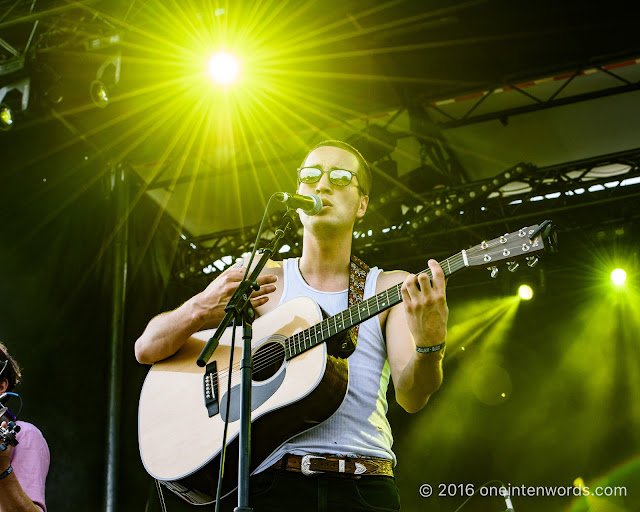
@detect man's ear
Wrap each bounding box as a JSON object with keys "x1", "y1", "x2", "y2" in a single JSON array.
[
  {"x1": 0, "y1": 378, "x2": 8, "y2": 396},
  {"x1": 355, "y1": 194, "x2": 369, "y2": 219}
]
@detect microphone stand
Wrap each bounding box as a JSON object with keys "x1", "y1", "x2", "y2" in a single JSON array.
[{"x1": 197, "y1": 210, "x2": 297, "y2": 512}]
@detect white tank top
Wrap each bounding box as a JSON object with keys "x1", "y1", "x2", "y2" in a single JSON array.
[{"x1": 254, "y1": 257, "x2": 396, "y2": 473}]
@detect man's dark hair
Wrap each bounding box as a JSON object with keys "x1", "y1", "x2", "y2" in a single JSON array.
[
  {"x1": 0, "y1": 342, "x2": 22, "y2": 393},
  {"x1": 299, "y1": 140, "x2": 372, "y2": 196}
]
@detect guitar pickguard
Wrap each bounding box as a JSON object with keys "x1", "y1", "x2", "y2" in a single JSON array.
[{"x1": 218, "y1": 364, "x2": 287, "y2": 423}]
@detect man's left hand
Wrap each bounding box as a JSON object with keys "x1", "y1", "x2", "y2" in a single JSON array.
[{"x1": 400, "y1": 259, "x2": 448, "y2": 350}]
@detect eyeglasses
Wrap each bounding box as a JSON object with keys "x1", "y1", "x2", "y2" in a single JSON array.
[
  {"x1": 298, "y1": 167, "x2": 363, "y2": 191},
  {"x1": 0, "y1": 360, "x2": 6, "y2": 377}
]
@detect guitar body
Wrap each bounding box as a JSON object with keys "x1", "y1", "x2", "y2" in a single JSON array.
[{"x1": 138, "y1": 296, "x2": 349, "y2": 504}]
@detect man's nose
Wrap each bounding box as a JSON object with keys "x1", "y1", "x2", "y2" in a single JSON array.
[{"x1": 315, "y1": 172, "x2": 332, "y2": 193}]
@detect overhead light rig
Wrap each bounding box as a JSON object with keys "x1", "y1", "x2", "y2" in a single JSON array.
[
  {"x1": 0, "y1": 0, "x2": 124, "y2": 131},
  {"x1": 0, "y1": 0, "x2": 39, "y2": 130}
]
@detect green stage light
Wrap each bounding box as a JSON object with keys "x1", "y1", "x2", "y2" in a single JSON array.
[
  {"x1": 518, "y1": 284, "x2": 533, "y2": 300},
  {"x1": 207, "y1": 52, "x2": 240, "y2": 85},
  {"x1": 611, "y1": 268, "x2": 627, "y2": 286},
  {"x1": 0, "y1": 104, "x2": 13, "y2": 130}
]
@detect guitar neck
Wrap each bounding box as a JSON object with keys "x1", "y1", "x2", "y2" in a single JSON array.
[{"x1": 285, "y1": 251, "x2": 468, "y2": 359}]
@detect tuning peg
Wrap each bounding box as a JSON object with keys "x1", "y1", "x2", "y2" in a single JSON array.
[
  {"x1": 488, "y1": 266, "x2": 499, "y2": 278},
  {"x1": 526, "y1": 256, "x2": 539, "y2": 267},
  {"x1": 508, "y1": 261, "x2": 520, "y2": 272}
]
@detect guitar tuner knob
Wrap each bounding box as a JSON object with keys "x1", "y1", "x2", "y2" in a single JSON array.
[
  {"x1": 508, "y1": 262, "x2": 520, "y2": 272},
  {"x1": 488, "y1": 266, "x2": 499, "y2": 278},
  {"x1": 527, "y1": 256, "x2": 539, "y2": 267}
]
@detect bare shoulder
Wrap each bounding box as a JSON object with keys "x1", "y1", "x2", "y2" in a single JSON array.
[
  {"x1": 262, "y1": 258, "x2": 284, "y2": 281},
  {"x1": 237, "y1": 255, "x2": 283, "y2": 277},
  {"x1": 376, "y1": 269, "x2": 410, "y2": 294}
]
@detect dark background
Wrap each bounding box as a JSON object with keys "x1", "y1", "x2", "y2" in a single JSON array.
[{"x1": 1, "y1": 1, "x2": 639, "y2": 511}]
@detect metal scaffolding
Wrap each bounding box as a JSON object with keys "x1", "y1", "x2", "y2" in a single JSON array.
[{"x1": 173, "y1": 147, "x2": 640, "y2": 286}]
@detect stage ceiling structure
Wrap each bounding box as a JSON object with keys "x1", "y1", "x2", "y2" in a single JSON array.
[{"x1": 2, "y1": 1, "x2": 639, "y2": 279}]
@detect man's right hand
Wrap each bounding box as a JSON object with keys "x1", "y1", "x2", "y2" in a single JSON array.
[
  {"x1": 134, "y1": 266, "x2": 278, "y2": 364},
  {"x1": 194, "y1": 267, "x2": 278, "y2": 328}
]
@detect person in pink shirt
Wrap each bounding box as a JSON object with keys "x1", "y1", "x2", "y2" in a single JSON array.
[{"x1": 0, "y1": 342, "x2": 50, "y2": 512}]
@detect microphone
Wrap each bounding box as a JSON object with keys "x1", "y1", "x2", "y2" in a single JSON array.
[{"x1": 274, "y1": 192, "x2": 323, "y2": 216}]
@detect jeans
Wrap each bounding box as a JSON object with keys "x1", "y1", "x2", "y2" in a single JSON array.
[{"x1": 220, "y1": 468, "x2": 401, "y2": 512}]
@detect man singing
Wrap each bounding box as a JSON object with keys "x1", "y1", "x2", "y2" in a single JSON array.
[{"x1": 136, "y1": 140, "x2": 448, "y2": 511}]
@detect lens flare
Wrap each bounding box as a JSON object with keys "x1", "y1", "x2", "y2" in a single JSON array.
[
  {"x1": 207, "y1": 52, "x2": 240, "y2": 85},
  {"x1": 611, "y1": 268, "x2": 627, "y2": 286}
]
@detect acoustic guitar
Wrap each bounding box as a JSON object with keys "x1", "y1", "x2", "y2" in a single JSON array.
[{"x1": 138, "y1": 221, "x2": 557, "y2": 504}]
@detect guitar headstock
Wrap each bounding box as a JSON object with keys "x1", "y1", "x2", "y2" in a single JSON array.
[{"x1": 464, "y1": 220, "x2": 557, "y2": 272}]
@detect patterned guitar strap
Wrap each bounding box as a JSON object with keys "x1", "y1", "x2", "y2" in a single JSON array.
[{"x1": 340, "y1": 254, "x2": 370, "y2": 358}]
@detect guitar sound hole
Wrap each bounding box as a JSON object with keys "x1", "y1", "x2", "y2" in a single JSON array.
[{"x1": 252, "y1": 341, "x2": 285, "y2": 382}]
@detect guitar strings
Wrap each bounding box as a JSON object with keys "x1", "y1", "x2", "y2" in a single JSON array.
[
  {"x1": 216, "y1": 248, "x2": 479, "y2": 385},
  {"x1": 215, "y1": 235, "x2": 515, "y2": 388},
  {"x1": 215, "y1": 260, "x2": 434, "y2": 384},
  {"x1": 214, "y1": 252, "x2": 471, "y2": 388},
  {"x1": 214, "y1": 228, "x2": 531, "y2": 386}
]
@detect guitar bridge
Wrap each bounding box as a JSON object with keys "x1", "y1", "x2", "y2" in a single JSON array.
[{"x1": 203, "y1": 361, "x2": 219, "y2": 418}]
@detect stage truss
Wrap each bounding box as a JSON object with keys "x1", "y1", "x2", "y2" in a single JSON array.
[{"x1": 172, "y1": 147, "x2": 640, "y2": 288}]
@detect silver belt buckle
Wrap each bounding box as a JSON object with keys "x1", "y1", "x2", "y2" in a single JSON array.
[{"x1": 301, "y1": 455, "x2": 325, "y2": 476}]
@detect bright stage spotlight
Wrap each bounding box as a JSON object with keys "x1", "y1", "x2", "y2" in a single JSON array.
[
  {"x1": 518, "y1": 284, "x2": 534, "y2": 300},
  {"x1": 207, "y1": 52, "x2": 240, "y2": 85},
  {"x1": 0, "y1": 103, "x2": 13, "y2": 130},
  {"x1": 90, "y1": 80, "x2": 109, "y2": 108},
  {"x1": 611, "y1": 268, "x2": 627, "y2": 286}
]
